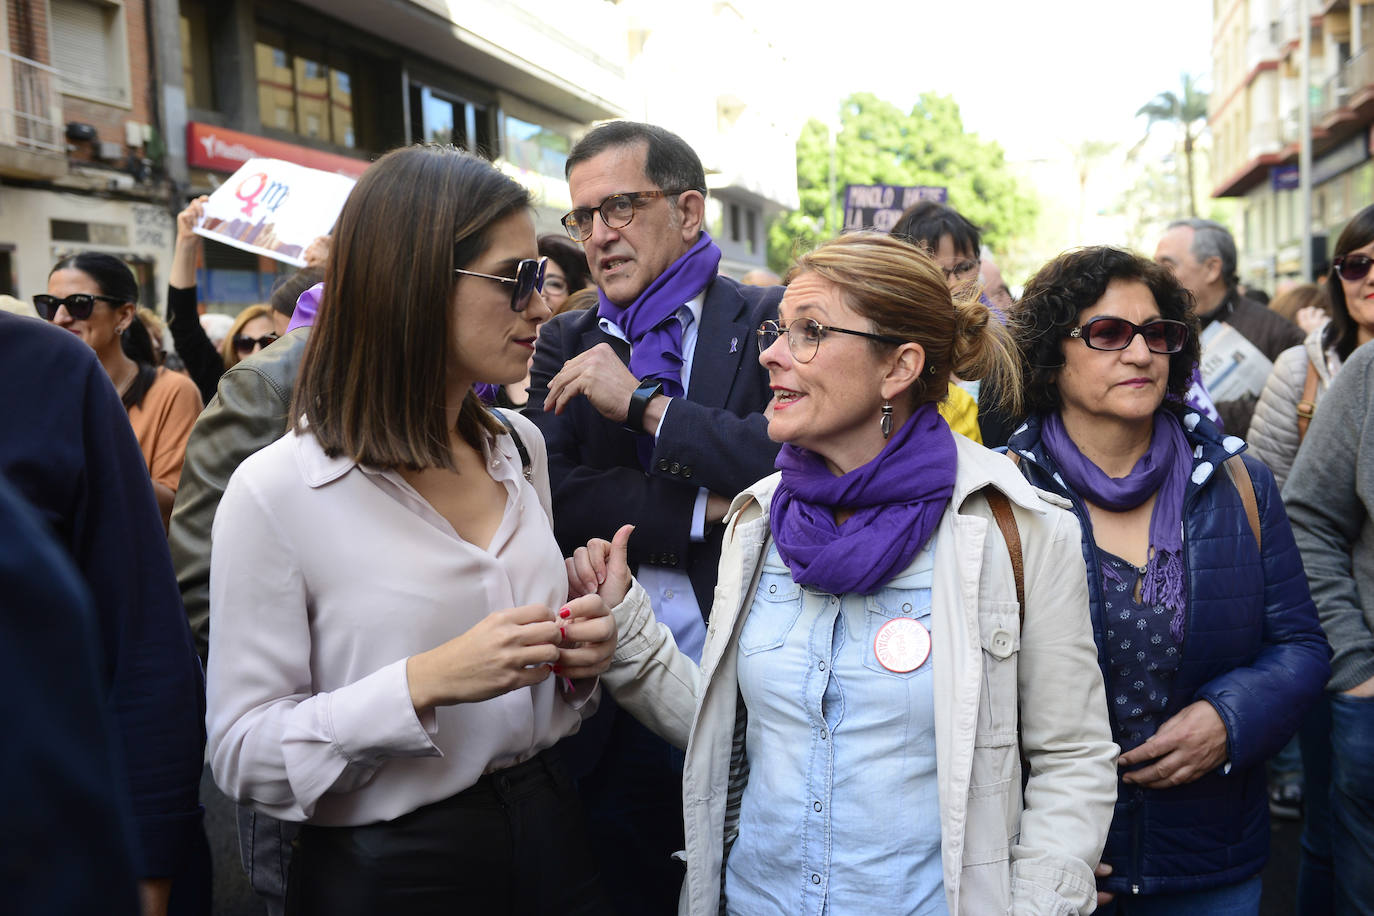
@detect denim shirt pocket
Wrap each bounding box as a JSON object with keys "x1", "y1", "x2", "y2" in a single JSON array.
[
  {"x1": 738, "y1": 570, "x2": 804, "y2": 655},
  {"x1": 862, "y1": 588, "x2": 934, "y2": 679}
]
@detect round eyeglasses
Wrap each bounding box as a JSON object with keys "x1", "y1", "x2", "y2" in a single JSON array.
[
  {"x1": 1068, "y1": 316, "x2": 1189, "y2": 354},
  {"x1": 756, "y1": 317, "x2": 909, "y2": 363},
  {"x1": 561, "y1": 190, "x2": 688, "y2": 241}
]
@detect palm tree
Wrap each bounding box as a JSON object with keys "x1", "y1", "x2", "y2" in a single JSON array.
[
  {"x1": 1137, "y1": 74, "x2": 1210, "y2": 218},
  {"x1": 1067, "y1": 139, "x2": 1118, "y2": 240}
]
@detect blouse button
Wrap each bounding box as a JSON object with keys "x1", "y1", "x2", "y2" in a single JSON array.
[
  {"x1": 811, "y1": 874, "x2": 822, "y2": 885},
  {"x1": 768, "y1": 585, "x2": 776, "y2": 594},
  {"x1": 813, "y1": 801, "x2": 822, "y2": 812},
  {"x1": 818, "y1": 661, "x2": 826, "y2": 671}
]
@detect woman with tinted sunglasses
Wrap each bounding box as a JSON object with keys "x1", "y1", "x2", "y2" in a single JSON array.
[
  {"x1": 38, "y1": 252, "x2": 202, "y2": 528},
  {"x1": 205, "y1": 145, "x2": 615, "y2": 915},
  {"x1": 1007, "y1": 246, "x2": 1329, "y2": 915},
  {"x1": 219, "y1": 303, "x2": 279, "y2": 370},
  {"x1": 1247, "y1": 202, "x2": 1374, "y2": 911}
]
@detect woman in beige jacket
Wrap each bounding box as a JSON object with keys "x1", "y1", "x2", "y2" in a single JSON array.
[{"x1": 574, "y1": 233, "x2": 1118, "y2": 915}]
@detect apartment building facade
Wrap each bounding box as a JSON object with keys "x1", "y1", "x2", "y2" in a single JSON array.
[{"x1": 1211, "y1": 0, "x2": 1374, "y2": 290}]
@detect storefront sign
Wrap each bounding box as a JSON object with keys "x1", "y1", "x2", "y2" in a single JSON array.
[
  {"x1": 842, "y1": 184, "x2": 948, "y2": 233},
  {"x1": 194, "y1": 158, "x2": 356, "y2": 266},
  {"x1": 1270, "y1": 165, "x2": 1299, "y2": 191},
  {"x1": 186, "y1": 122, "x2": 369, "y2": 178}
]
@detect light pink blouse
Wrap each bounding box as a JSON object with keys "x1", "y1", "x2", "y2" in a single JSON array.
[{"x1": 206, "y1": 411, "x2": 594, "y2": 825}]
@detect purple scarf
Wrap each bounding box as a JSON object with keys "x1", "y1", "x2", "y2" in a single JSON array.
[
  {"x1": 596, "y1": 231, "x2": 722, "y2": 398},
  {"x1": 286, "y1": 282, "x2": 323, "y2": 333},
  {"x1": 1042, "y1": 410, "x2": 1191, "y2": 641},
  {"x1": 770, "y1": 402, "x2": 956, "y2": 595}
]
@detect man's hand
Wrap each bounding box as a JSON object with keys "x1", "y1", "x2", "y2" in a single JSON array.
[
  {"x1": 705, "y1": 492, "x2": 732, "y2": 526},
  {"x1": 543, "y1": 344, "x2": 641, "y2": 424},
  {"x1": 303, "y1": 235, "x2": 331, "y2": 269},
  {"x1": 1119, "y1": 700, "x2": 1229, "y2": 789}
]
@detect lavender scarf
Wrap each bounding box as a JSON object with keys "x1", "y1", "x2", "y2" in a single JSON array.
[
  {"x1": 770, "y1": 403, "x2": 956, "y2": 595},
  {"x1": 597, "y1": 231, "x2": 722, "y2": 398},
  {"x1": 1042, "y1": 410, "x2": 1192, "y2": 641}
]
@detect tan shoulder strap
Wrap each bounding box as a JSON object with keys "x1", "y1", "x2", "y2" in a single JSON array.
[
  {"x1": 985, "y1": 490, "x2": 1025, "y2": 625},
  {"x1": 1223, "y1": 455, "x2": 1262, "y2": 552},
  {"x1": 1296, "y1": 358, "x2": 1320, "y2": 442}
]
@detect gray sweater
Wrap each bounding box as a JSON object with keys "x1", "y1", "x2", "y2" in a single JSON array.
[{"x1": 1284, "y1": 340, "x2": 1374, "y2": 691}]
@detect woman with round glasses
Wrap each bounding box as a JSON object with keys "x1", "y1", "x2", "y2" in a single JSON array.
[
  {"x1": 37, "y1": 252, "x2": 202, "y2": 527},
  {"x1": 1006, "y1": 246, "x2": 1329, "y2": 915},
  {"x1": 206, "y1": 145, "x2": 615, "y2": 914},
  {"x1": 576, "y1": 231, "x2": 1117, "y2": 914}
]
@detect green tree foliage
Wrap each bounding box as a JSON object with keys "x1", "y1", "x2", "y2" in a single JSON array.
[{"x1": 768, "y1": 92, "x2": 1040, "y2": 273}]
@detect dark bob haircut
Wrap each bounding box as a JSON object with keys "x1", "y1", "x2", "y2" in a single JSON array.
[
  {"x1": 1011, "y1": 246, "x2": 1201, "y2": 417},
  {"x1": 889, "y1": 201, "x2": 982, "y2": 259},
  {"x1": 1326, "y1": 203, "x2": 1374, "y2": 361}
]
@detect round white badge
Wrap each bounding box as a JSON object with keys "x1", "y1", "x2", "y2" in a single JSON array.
[{"x1": 873, "y1": 617, "x2": 931, "y2": 673}]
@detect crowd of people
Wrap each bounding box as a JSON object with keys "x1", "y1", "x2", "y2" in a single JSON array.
[{"x1": 6, "y1": 118, "x2": 1374, "y2": 916}]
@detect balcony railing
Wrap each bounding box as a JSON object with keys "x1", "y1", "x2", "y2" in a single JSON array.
[
  {"x1": 1315, "y1": 68, "x2": 1353, "y2": 120},
  {"x1": 1248, "y1": 119, "x2": 1283, "y2": 159},
  {"x1": 0, "y1": 51, "x2": 63, "y2": 154}
]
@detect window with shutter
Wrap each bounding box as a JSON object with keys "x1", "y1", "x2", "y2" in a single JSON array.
[{"x1": 50, "y1": 0, "x2": 129, "y2": 104}]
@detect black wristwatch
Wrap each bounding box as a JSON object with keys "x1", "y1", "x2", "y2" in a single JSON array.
[{"x1": 624, "y1": 378, "x2": 665, "y2": 432}]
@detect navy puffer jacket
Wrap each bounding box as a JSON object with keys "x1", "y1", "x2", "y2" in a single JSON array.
[{"x1": 1006, "y1": 410, "x2": 1330, "y2": 897}]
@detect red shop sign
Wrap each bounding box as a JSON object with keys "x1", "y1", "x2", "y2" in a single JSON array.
[{"x1": 187, "y1": 122, "x2": 369, "y2": 178}]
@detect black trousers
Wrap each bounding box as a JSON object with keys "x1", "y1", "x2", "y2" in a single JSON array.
[{"x1": 286, "y1": 748, "x2": 612, "y2": 915}]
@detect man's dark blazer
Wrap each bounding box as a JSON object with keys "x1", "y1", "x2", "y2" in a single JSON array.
[{"x1": 526, "y1": 274, "x2": 783, "y2": 613}]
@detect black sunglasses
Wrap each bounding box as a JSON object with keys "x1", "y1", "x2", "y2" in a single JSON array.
[
  {"x1": 33, "y1": 292, "x2": 125, "y2": 321},
  {"x1": 454, "y1": 257, "x2": 547, "y2": 312},
  {"x1": 1334, "y1": 253, "x2": 1374, "y2": 282},
  {"x1": 1069, "y1": 316, "x2": 1190, "y2": 354},
  {"x1": 234, "y1": 333, "x2": 279, "y2": 355}
]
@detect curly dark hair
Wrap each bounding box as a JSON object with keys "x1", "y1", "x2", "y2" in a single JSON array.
[{"x1": 1010, "y1": 246, "x2": 1201, "y2": 417}]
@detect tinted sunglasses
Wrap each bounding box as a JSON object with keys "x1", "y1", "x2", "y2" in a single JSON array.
[
  {"x1": 1334, "y1": 253, "x2": 1374, "y2": 282},
  {"x1": 234, "y1": 333, "x2": 279, "y2": 355},
  {"x1": 33, "y1": 292, "x2": 125, "y2": 321},
  {"x1": 1069, "y1": 316, "x2": 1189, "y2": 354},
  {"x1": 454, "y1": 256, "x2": 547, "y2": 312}
]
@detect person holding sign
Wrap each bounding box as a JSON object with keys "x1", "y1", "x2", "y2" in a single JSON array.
[
  {"x1": 578, "y1": 232, "x2": 1116, "y2": 915},
  {"x1": 1006, "y1": 246, "x2": 1329, "y2": 914},
  {"x1": 205, "y1": 145, "x2": 615, "y2": 914}
]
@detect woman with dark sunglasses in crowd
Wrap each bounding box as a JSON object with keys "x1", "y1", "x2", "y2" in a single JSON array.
[
  {"x1": 1005, "y1": 246, "x2": 1330, "y2": 915},
  {"x1": 205, "y1": 145, "x2": 615, "y2": 915},
  {"x1": 38, "y1": 252, "x2": 202, "y2": 528},
  {"x1": 220, "y1": 304, "x2": 279, "y2": 370}
]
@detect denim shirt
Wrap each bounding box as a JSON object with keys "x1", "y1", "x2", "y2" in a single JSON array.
[{"x1": 724, "y1": 543, "x2": 947, "y2": 916}]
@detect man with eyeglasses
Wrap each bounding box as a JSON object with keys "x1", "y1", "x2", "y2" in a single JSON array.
[
  {"x1": 1155, "y1": 219, "x2": 1303, "y2": 437},
  {"x1": 526, "y1": 120, "x2": 782, "y2": 914}
]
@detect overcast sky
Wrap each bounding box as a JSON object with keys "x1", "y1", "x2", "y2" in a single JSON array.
[{"x1": 765, "y1": 0, "x2": 1215, "y2": 162}]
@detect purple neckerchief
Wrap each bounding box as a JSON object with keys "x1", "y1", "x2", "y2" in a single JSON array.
[
  {"x1": 474, "y1": 383, "x2": 499, "y2": 405},
  {"x1": 596, "y1": 231, "x2": 721, "y2": 398},
  {"x1": 286, "y1": 282, "x2": 323, "y2": 333},
  {"x1": 770, "y1": 402, "x2": 956, "y2": 596},
  {"x1": 1173, "y1": 363, "x2": 1223, "y2": 431},
  {"x1": 1042, "y1": 410, "x2": 1191, "y2": 641}
]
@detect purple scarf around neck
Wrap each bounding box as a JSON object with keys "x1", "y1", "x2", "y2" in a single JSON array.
[
  {"x1": 596, "y1": 231, "x2": 722, "y2": 398},
  {"x1": 1041, "y1": 410, "x2": 1191, "y2": 641},
  {"x1": 769, "y1": 402, "x2": 957, "y2": 595}
]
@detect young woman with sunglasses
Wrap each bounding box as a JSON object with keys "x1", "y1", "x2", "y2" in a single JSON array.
[
  {"x1": 38, "y1": 252, "x2": 202, "y2": 528},
  {"x1": 205, "y1": 145, "x2": 614, "y2": 915},
  {"x1": 1006, "y1": 246, "x2": 1330, "y2": 915},
  {"x1": 220, "y1": 303, "x2": 279, "y2": 370},
  {"x1": 577, "y1": 232, "x2": 1118, "y2": 914}
]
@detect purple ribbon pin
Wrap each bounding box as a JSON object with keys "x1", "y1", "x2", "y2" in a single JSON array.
[{"x1": 729, "y1": 336, "x2": 738, "y2": 354}]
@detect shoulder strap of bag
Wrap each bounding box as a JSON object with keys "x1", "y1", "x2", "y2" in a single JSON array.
[
  {"x1": 985, "y1": 489, "x2": 1025, "y2": 626},
  {"x1": 1223, "y1": 455, "x2": 1261, "y2": 552},
  {"x1": 1296, "y1": 357, "x2": 1320, "y2": 442},
  {"x1": 492, "y1": 410, "x2": 533, "y2": 480}
]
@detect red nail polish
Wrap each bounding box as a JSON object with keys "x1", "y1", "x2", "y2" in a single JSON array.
[
  {"x1": 560, "y1": 626, "x2": 567, "y2": 641},
  {"x1": 551, "y1": 664, "x2": 562, "y2": 674},
  {"x1": 558, "y1": 607, "x2": 572, "y2": 619}
]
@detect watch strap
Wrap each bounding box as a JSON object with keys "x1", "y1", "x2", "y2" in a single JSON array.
[{"x1": 625, "y1": 378, "x2": 664, "y2": 432}]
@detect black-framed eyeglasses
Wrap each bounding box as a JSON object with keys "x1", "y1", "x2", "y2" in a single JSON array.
[
  {"x1": 454, "y1": 257, "x2": 548, "y2": 312},
  {"x1": 939, "y1": 258, "x2": 980, "y2": 283},
  {"x1": 1069, "y1": 316, "x2": 1189, "y2": 354},
  {"x1": 756, "y1": 317, "x2": 909, "y2": 364},
  {"x1": 561, "y1": 190, "x2": 688, "y2": 241},
  {"x1": 32, "y1": 292, "x2": 124, "y2": 321},
  {"x1": 234, "y1": 333, "x2": 279, "y2": 355},
  {"x1": 1334, "y1": 253, "x2": 1374, "y2": 282}
]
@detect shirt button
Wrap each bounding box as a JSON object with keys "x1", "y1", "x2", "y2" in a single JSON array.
[
  {"x1": 819, "y1": 730, "x2": 827, "y2": 741},
  {"x1": 811, "y1": 874, "x2": 821, "y2": 885},
  {"x1": 818, "y1": 662, "x2": 826, "y2": 671},
  {"x1": 813, "y1": 801, "x2": 822, "y2": 812},
  {"x1": 664, "y1": 589, "x2": 674, "y2": 600}
]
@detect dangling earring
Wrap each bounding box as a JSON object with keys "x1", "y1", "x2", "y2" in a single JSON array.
[{"x1": 880, "y1": 401, "x2": 893, "y2": 439}]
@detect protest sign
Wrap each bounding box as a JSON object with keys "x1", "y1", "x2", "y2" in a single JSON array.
[
  {"x1": 842, "y1": 184, "x2": 948, "y2": 233},
  {"x1": 195, "y1": 158, "x2": 357, "y2": 267},
  {"x1": 1199, "y1": 321, "x2": 1273, "y2": 403}
]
